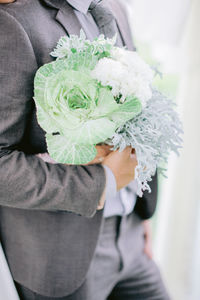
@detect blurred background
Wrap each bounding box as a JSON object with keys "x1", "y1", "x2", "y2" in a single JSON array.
[{"x1": 125, "y1": 0, "x2": 200, "y2": 299}]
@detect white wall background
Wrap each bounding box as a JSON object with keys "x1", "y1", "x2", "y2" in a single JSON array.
[{"x1": 127, "y1": 0, "x2": 200, "y2": 299}]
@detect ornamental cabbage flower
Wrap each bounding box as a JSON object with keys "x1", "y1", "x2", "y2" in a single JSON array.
[{"x1": 34, "y1": 59, "x2": 142, "y2": 164}]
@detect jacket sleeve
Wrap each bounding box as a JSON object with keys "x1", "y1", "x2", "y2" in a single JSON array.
[{"x1": 0, "y1": 10, "x2": 106, "y2": 218}]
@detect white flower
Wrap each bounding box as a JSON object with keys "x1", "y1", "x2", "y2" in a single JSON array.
[
  {"x1": 111, "y1": 47, "x2": 154, "y2": 82},
  {"x1": 91, "y1": 58, "x2": 127, "y2": 99},
  {"x1": 91, "y1": 48, "x2": 154, "y2": 107}
]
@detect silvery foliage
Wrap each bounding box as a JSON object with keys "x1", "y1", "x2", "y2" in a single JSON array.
[
  {"x1": 108, "y1": 90, "x2": 183, "y2": 196},
  {"x1": 51, "y1": 29, "x2": 116, "y2": 60}
]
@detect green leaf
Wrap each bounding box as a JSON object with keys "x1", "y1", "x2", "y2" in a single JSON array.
[
  {"x1": 91, "y1": 87, "x2": 118, "y2": 117},
  {"x1": 63, "y1": 117, "x2": 116, "y2": 144},
  {"x1": 34, "y1": 60, "x2": 68, "y2": 133},
  {"x1": 111, "y1": 97, "x2": 142, "y2": 126},
  {"x1": 46, "y1": 134, "x2": 97, "y2": 164}
]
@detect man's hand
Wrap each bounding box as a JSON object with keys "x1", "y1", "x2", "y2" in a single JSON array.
[
  {"x1": 0, "y1": 0, "x2": 15, "y2": 3},
  {"x1": 86, "y1": 145, "x2": 112, "y2": 165},
  {"x1": 36, "y1": 147, "x2": 138, "y2": 209},
  {"x1": 143, "y1": 220, "x2": 153, "y2": 259},
  {"x1": 102, "y1": 147, "x2": 137, "y2": 190},
  {"x1": 36, "y1": 147, "x2": 138, "y2": 191}
]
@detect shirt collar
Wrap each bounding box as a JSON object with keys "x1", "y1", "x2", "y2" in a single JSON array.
[{"x1": 67, "y1": 0, "x2": 92, "y2": 14}]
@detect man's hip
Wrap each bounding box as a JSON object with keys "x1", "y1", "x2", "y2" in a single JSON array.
[
  {"x1": 15, "y1": 213, "x2": 170, "y2": 299},
  {"x1": 0, "y1": 206, "x2": 103, "y2": 297}
]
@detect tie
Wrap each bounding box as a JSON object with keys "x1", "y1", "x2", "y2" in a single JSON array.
[{"x1": 89, "y1": 0, "x2": 123, "y2": 47}]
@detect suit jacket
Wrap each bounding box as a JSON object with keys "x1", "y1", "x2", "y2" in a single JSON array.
[{"x1": 0, "y1": 0, "x2": 157, "y2": 297}]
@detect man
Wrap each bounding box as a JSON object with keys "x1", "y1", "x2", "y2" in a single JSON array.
[{"x1": 0, "y1": 0, "x2": 170, "y2": 299}]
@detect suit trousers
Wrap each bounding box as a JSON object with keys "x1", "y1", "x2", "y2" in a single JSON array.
[{"x1": 15, "y1": 213, "x2": 170, "y2": 300}]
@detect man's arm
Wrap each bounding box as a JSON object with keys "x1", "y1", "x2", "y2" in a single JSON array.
[{"x1": 0, "y1": 10, "x2": 106, "y2": 217}]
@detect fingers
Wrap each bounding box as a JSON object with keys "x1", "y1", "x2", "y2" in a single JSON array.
[
  {"x1": 85, "y1": 157, "x2": 104, "y2": 165},
  {"x1": 118, "y1": 146, "x2": 132, "y2": 156},
  {"x1": 143, "y1": 220, "x2": 153, "y2": 259},
  {"x1": 0, "y1": 0, "x2": 15, "y2": 3},
  {"x1": 95, "y1": 144, "x2": 112, "y2": 157},
  {"x1": 36, "y1": 153, "x2": 56, "y2": 164},
  {"x1": 103, "y1": 147, "x2": 137, "y2": 169},
  {"x1": 144, "y1": 240, "x2": 153, "y2": 260},
  {"x1": 97, "y1": 190, "x2": 106, "y2": 210},
  {"x1": 85, "y1": 145, "x2": 113, "y2": 165},
  {"x1": 118, "y1": 147, "x2": 137, "y2": 166},
  {"x1": 104, "y1": 146, "x2": 131, "y2": 159}
]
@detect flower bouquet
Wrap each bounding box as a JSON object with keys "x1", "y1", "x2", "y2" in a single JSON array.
[{"x1": 34, "y1": 30, "x2": 183, "y2": 196}]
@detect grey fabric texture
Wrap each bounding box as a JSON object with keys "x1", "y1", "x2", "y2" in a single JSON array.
[
  {"x1": 15, "y1": 214, "x2": 170, "y2": 300},
  {"x1": 0, "y1": 1, "x2": 105, "y2": 218},
  {"x1": 0, "y1": 0, "x2": 105, "y2": 297},
  {"x1": 0, "y1": 0, "x2": 158, "y2": 297},
  {"x1": 89, "y1": 0, "x2": 123, "y2": 46}
]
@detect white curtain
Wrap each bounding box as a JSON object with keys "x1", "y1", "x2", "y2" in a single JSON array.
[
  {"x1": 154, "y1": 0, "x2": 200, "y2": 299},
  {"x1": 126, "y1": 0, "x2": 191, "y2": 45},
  {"x1": 126, "y1": 0, "x2": 200, "y2": 298}
]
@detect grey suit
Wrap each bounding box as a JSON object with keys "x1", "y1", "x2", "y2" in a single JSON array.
[
  {"x1": 15, "y1": 214, "x2": 170, "y2": 300},
  {"x1": 0, "y1": 0, "x2": 158, "y2": 298}
]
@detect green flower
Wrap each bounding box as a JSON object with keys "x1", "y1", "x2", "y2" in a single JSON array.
[{"x1": 34, "y1": 59, "x2": 142, "y2": 164}]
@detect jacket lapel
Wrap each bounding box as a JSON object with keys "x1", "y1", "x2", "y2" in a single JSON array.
[
  {"x1": 42, "y1": 0, "x2": 135, "y2": 49},
  {"x1": 108, "y1": 0, "x2": 136, "y2": 51},
  {"x1": 42, "y1": 0, "x2": 82, "y2": 36}
]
